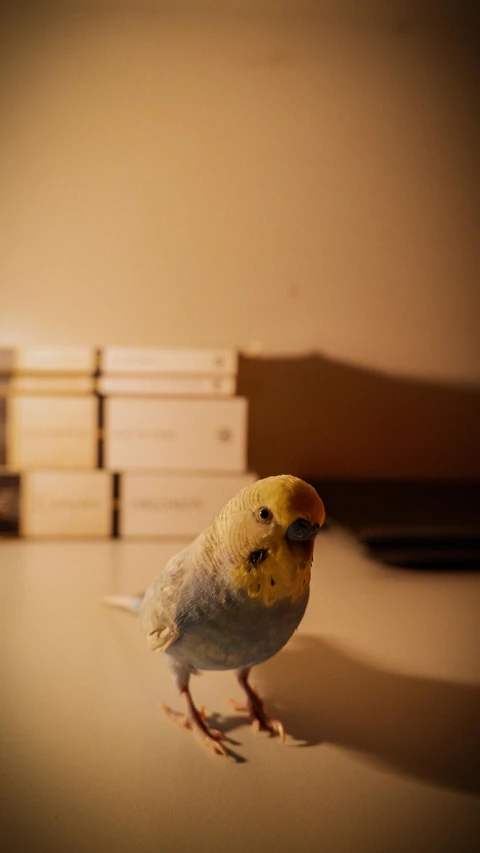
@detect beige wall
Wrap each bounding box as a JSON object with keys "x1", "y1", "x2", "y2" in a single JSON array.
[
  {"x1": 0, "y1": 4, "x2": 478, "y2": 384},
  {"x1": 0, "y1": 4, "x2": 478, "y2": 478}
]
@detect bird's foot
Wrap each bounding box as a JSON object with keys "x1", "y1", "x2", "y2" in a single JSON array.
[
  {"x1": 229, "y1": 687, "x2": 285, "y2": 741},
  {"x1": 160, "y1": 702, "x2": 230, "y2": 757}
]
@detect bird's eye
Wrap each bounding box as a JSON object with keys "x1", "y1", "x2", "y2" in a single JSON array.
[{"x1": 257, "y1": 507, "x2": 273, "y2": 523}]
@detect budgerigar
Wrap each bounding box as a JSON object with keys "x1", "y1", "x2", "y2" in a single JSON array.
[{"x1": 104, "y1": 475, "x2": 325, "y2": 757}]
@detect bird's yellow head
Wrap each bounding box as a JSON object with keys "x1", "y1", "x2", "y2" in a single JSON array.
[{"x1": 211, "y1": 475, "x2": 325, "y2": 606}]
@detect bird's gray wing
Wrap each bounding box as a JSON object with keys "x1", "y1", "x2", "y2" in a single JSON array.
[{"x1": 139, "y1": 538, "x2": 201, "y2": 652}]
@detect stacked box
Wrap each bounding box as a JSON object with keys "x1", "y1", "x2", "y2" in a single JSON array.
[
  {"x1": 0, "y1": 347, "x2": 101, "y2": 538},
  {"x1": 4, "y1": 395, "x2": 98, "y2": 470},
  {"x1": 96, "y1": 375, "x2": 235, "y2": 397},
  {"x1": 0, "y1": 471, "x2": 112, "y2": 539},
  {"x1": 118, "y1": 472, "x2": 256, "y2": 538},
  {"x1": 0, "y1": 345, "x2": 256, "y2": 539},
  {"x1": 99, "y1": 346, "x2": 237, "y2": 377},
  {"x1": 98, "y1": 347, "x2": 254, "y2": 538},
  {"x1": 21, "y1": 471, "x2": 112, "y2": 538},
  {"x1": 103, "y1": 397, "x2": 247, "y2": 472}
]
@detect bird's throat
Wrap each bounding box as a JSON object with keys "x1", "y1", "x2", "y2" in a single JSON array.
[{"x1": 233, "y1": 542, "x2": 313, "y2": 607}]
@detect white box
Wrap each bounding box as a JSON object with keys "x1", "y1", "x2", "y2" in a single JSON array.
[
  {"x1": 3, "y1": 375, "x2": 95, "y2": 395},
  {"x1": 8, "y1": 396, "x2": 98, "y2": 469},
  {"x1": 0, "y1": 346, "x2": 97, "y2": 375},
  {"x1": 97, "y1": 375, "x2": 236, "y2": 397},
  {"x1": 100, "y1": 347, "x2": 237, "y2": 376},
  {"x1": 119, "y1": 472, "x2": 257, "y2": 538},
  {"x1": 103, "y1": 397, "x2": 247, "y2": 472},
  {"x1": 21, "y1": 471, "x2": 112, "y2": 538}
]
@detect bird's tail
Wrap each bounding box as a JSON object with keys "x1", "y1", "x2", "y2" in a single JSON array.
[{"x1": 102, "y1": 594, "x2": 143, "y2": 615}]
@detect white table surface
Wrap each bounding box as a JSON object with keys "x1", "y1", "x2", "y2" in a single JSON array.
[{"x1": 1, "y1": 527, "x2": 479, "y2": 853}]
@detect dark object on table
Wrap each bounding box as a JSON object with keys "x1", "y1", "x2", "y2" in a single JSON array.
[
  {"x1": 0, "y1": 473, "x2": 21, "y2": 536},
  {"x1": 309, "y1": 480, "x2": 480, "y2": 570}
]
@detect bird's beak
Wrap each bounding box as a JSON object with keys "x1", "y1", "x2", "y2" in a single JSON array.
[{"x1": 286, "y1": 518, "x2": 320, "y2": 541}]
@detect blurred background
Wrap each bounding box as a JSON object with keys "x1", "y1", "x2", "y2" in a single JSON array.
[
  {"x1": 1, "y1": 0, "x2": 479, "y2": 556},
  {"x1": 1, "y1": 5, "x2": 480, "y2": 853},
  {"x1": 0, "y1": 0, "x2": 479, "y2": 468}
]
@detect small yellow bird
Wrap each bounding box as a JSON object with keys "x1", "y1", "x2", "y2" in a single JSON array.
[{"x1": 105, "y1": 475, "x2": 325, "y2": 757}]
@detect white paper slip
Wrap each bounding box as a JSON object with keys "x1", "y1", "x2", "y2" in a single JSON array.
[
  {"x1": 1, "y1": 375, "x2": 95, "y2": 395},
  {"x1": 118, "y1": 472, "x2": 257, "y2": 538},
  {"x1": 97, "y1": 375, "x2": 236, "y2": 397},
  {"x1": 7, "y1": 395, "x2": 99, "y2": 469},
  {"x1": 21, "y1": 471, "x2": 112, "y2": 538},
  {"x1": 103, "y1": 397, "x2": 248, "y2": 472},
  {"x1": 0, "y1": 346, "x2": 97, "y2": 375},
  {"x1": 100, "y1": 347, "x2": 237, "y2": 376}
]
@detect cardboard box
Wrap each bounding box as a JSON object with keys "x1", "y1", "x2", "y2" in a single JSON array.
[
  {"x1": 118, "y1": 471, "x2": 257, "y2": 538},
  {"x1": 100, "y1": 347, "x2": 237, "y2": 376},
  {"x1": 7, "y1": 396, "x2": 99, "y2": 469},
  {"x1": 103, "y1": 397, "x2": 248, "y2": 472},
  {"x1": 97, "y1": 375, "x2": 236, "y2": 397},
  {"x1": 21, "y1": 470, "x2": 112, "y2": 538},
  {"x1": 0, "y1": 346, "x2": 97, "y2": 375}
]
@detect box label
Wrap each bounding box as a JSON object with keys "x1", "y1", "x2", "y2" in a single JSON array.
[
  {"x1": 104, "y1": 397, "x2": 247, "y2": 472},
  {"x1": 120, "y1": 472, "x2": 256, "y2": 537}
]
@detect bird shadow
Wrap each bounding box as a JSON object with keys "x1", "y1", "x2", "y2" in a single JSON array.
[{"x1": 211, "y1": 634, "x2": 480, "y2": 794}]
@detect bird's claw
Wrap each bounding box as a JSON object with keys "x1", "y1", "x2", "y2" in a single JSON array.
[
  {"x1": 160, "y1": 703, "x2": 230, "y2": 757},
  {"x1": 267, "y1": 718, "x2": 286, "y2": 742},
  {"x1": 228, "y1": 694, "x2": 286, "y2": 742},
  {"x1": 251, "y1": 713, "x2": 285, "y2": 741},
  {"x1": 197, "y1": 730, "x2": 230, "y2": 757},
  {"x1": 194, "y1": 705, "x2": 229, "y2": 741}
]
